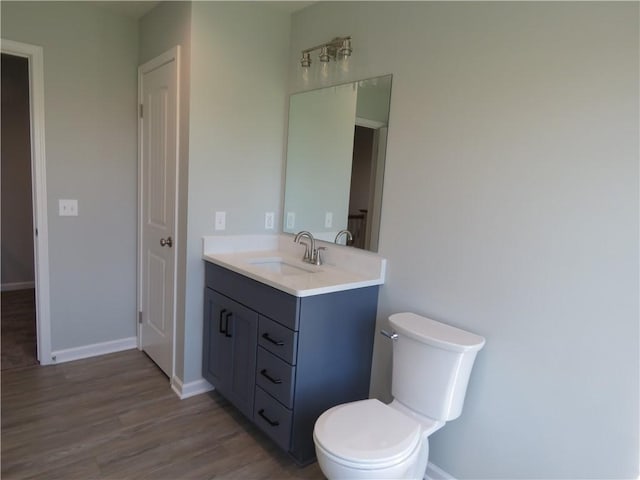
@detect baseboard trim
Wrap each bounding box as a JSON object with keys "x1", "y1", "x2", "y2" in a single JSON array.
[
  {"x1": 171, "y1": 376, "x2": 214, "y2": 400},
  {"x1": 51, "y1": 337, "x2": 137, "y2": 364},
  {"x1": 426, "y1": 462, "x2": 456, "y2": 480},
  {"x1": 1, "y1": 281, "x2": 35, "y2": 292}
]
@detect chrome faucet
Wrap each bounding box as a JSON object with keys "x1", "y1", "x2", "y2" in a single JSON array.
[
  {"x1": 334, "y1": 229, "x2": 353, "y2": 245},
  {"x1": 294, "y1": 231, "x2": 315, "y2": 263},
  {"x1": 294, "y1": 231, "x2": 325, "y2": 265}
]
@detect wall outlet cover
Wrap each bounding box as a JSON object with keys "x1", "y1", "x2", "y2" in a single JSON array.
[{"x1": 265, "y1": 212, "x2": 275, "y2": 230}]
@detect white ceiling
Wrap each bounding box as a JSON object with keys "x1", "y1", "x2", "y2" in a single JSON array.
[{"x1": 92, "y1": 1, "x2": 314, "y2": 20}]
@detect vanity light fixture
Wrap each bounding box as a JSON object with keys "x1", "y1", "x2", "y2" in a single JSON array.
[{"x1": 300, "y1": 36, "x2": 353, "y2": 68}]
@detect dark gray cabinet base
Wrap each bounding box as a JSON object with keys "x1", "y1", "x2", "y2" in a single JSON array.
[{"x1": 203, "y1": 261, "x2": 379, "y2": 465}]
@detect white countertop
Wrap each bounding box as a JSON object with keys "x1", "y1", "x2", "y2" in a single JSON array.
[{"x1": 202, "y1": 234, "x2": 386, "y2": 297}]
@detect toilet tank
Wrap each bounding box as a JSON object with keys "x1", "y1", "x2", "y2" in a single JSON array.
[{"x1": 389, "y1": 313, "x2": 485, "y2": 422}]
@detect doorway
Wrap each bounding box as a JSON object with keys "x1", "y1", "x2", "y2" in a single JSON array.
[
  {"x1": 1, "y1": 53, "x2": 37, "y2": 369},
  {"x1": 1, "y1": 39, "x2": 52, "y2": 366},
  {"x1": 347, "y1": 124, "x2": 387, "y2": 251},
  {"x1": 137, "y1": 47, "x2": 180, "y2": 379}
]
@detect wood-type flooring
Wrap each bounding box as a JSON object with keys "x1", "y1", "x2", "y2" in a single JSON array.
[
  {"x1": 1, "y1": 349, "x2": 325, "y2": 479},
  {"x1": 1, "y1": 289, "x2": 38, "y2": 370}
]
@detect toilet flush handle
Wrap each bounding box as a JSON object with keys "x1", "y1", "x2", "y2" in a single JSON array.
[{"x1": 380, "y1": 330, "x2": 398, "y2": 340}]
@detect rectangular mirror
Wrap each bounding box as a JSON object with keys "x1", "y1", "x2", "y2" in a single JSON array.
[{"x1": 282, "y1": 75, "x2": 392, "y2": 251}]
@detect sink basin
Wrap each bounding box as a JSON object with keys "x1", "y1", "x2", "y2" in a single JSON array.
[{"x1": 247, "y1": 257, "x2": 316, "y2": 276}]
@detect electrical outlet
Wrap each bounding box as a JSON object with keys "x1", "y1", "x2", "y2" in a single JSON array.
[
  {"x1": 286, "y1": 212, "x2": 295, "y2": 230},
  {"x1": 265, "y1": 212, "x2": 275, "y2": 230},
  {"x1": 215, "y1": 211, "x2": 226, "y2": 231},
  {"x1": 325, "y1": 212, "x2": 333, "y2": 228},
  {"x1": 59, "y1": 199, "x2": 78, "y2": 216}
]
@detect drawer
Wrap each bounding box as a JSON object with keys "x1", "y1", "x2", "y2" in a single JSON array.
[
  {"x1": 254, "y1": 386, "x2": 292, "y2": 451},
  {"x1": 258, "y1": 316, "x2": 298, "y2": 364},
  {"x1": 205, "y1": 262, "x2": 300, "y2": 330},
  {"x1": 256, "y1": 347, "x2": 296, "y2": 408}
]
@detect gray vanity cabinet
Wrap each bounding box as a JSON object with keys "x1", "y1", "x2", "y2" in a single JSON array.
[{"x1": 203, "y1": 261, "x2": 379, "y2": 465}]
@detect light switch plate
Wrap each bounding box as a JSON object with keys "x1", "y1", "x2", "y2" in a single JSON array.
[
  {"x1": 325, "y1": 212, "x2": 333, "y2": 228},
  {"x1": 59, "y1": 199, "x2": 78, "y2": 216},
  {"x1": 286, "y1": 212, "x2": 295, "y2": 230},
  {"x1": 215, "y1": 211, "x2": 226, "y2": 231}
]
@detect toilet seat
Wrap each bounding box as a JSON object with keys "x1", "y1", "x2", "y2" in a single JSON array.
[{"x1": 313, "y1": 399, "x2": 421, "y2": 469}]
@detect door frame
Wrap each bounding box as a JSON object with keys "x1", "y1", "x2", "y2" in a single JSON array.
[
  {"x1": 355, "y1": 118, "x2": 387, "y2": 252},
  {"x1": 137, "y1": 46, "x2": 181, "y2": 379},
  {"x1": 1, "y1": 39, "x2": 53, "y2": 365}
]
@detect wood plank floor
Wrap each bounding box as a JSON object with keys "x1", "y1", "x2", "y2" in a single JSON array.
[
  {"x1": 1, "y1": 289, "x2": 38, "y2": 370},
  {"x1": 1, "y1": 349, "x2": 325, "y2": 479}
]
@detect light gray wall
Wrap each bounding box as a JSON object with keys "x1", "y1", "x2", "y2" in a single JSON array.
[
  {"x1": 182, "y1": 1, "x2": 291, "y2": 383},
  {"x1": 291, "y1": 2, "x2": 638, "y2": 478},
  {"x1": 355, "y1": 75, "x2": 392, "y2": 124},
  {"x1": 1, "y1": 54, "x2": 35, "y2": 287},
  {"x1": 139, "y1": 0, "x2": 191, "y2": 382},
  {"x1": 1, "y1": 2, "x2": 139, "y2": 351}
]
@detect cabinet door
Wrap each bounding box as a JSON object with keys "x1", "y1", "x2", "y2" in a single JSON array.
[
  {"x1": 202, "y1": 288, "x2": 258, "y2": 420},
  {"x1": 203, "y1": 288, "x2": 233, "y2": 398},
  {"x1": 226, "y1": 298, "x2": 258, "y2": 419}
]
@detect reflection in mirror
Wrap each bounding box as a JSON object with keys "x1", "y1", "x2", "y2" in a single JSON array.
[{"x1": 283, "y1": 75, "x2": 392, "y2": 252}]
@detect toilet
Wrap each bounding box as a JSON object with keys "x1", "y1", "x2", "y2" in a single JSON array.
[{"x1": 313, "y1": 312, "x2": 486, "y2": 480}]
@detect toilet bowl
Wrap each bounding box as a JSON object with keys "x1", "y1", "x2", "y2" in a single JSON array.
[
  {"x1": 313, "y1": 399, "x2": 441, "y2": 480},
  {"x1": 312, "y1": 313, "x2": 486, "y2": 480}
]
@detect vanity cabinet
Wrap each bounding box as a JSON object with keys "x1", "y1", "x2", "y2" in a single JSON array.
[{"x1": 203, "y1": 261, "x2": 379, "y2": 465}]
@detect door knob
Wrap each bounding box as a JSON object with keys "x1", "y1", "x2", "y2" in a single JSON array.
[{"x1": 160, "y1": 236, "x2": 173, "y2": 248}]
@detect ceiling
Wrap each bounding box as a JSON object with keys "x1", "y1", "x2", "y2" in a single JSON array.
[
  {"x1": 92, "y1": 1, "x2": 160, "y2": 19},
  {"x1": 92, "y1": 1, "x2": 314, "y2": 20}
]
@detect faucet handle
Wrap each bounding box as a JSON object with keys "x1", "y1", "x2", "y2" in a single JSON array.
[{"x1": 313, "y1": 246, "x2": 326, "y2": 266}]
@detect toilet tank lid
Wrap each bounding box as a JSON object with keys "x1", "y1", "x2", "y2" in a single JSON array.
[{"x1": 389, "y1": 313, "x2": 486, "y2": 352}]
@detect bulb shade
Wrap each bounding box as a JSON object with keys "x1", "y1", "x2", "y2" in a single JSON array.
[
  {"x1": 339, "y1": 38, "x2": 352, "y2": 58},
  {"x1": 319, "y1": 46, "x2": 330, "y2": 63}
]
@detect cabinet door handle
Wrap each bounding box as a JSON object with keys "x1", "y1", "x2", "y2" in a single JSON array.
[
  {"x1": 261, "y1": 332, "x2": 284, "y2": 346},
  {"x1": 224, "y1": 312, "x2": 233, "y2": 338},
  {"x1": 258, "y1": 409, "x2": 280, "y2": 427},
  {"x1": 260, "y1": 369, "x2": 282, "y2": 384},
  {"x1": 219, "y1": 309, "x2": 227, "y2": 334}
]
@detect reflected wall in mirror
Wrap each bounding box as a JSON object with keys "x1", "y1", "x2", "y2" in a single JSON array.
[{"x1": 283, "y1": 75, "x2": 392, "y2": 252}]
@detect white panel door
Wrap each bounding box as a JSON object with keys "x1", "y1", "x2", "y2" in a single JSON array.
[{"x1": 139, "y1": 48, "x2": 179, "y2": 377}]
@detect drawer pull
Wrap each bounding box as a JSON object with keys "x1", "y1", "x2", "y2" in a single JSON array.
[
  {"x1": 262, "y1": 332, "x2": 285, "y2": 346},
  {"x1": 219, "y1": 309, "x2": 227, "y2": 334},
  {"x1": 258, "y1": 409, "x2": 280, "y2": 427},
  {"x1": 224, "y1": 312, "x2": 233, "y2": 338},
  {"x1": 260, "y1": 369, "x2": 282, "y2": 384}
]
